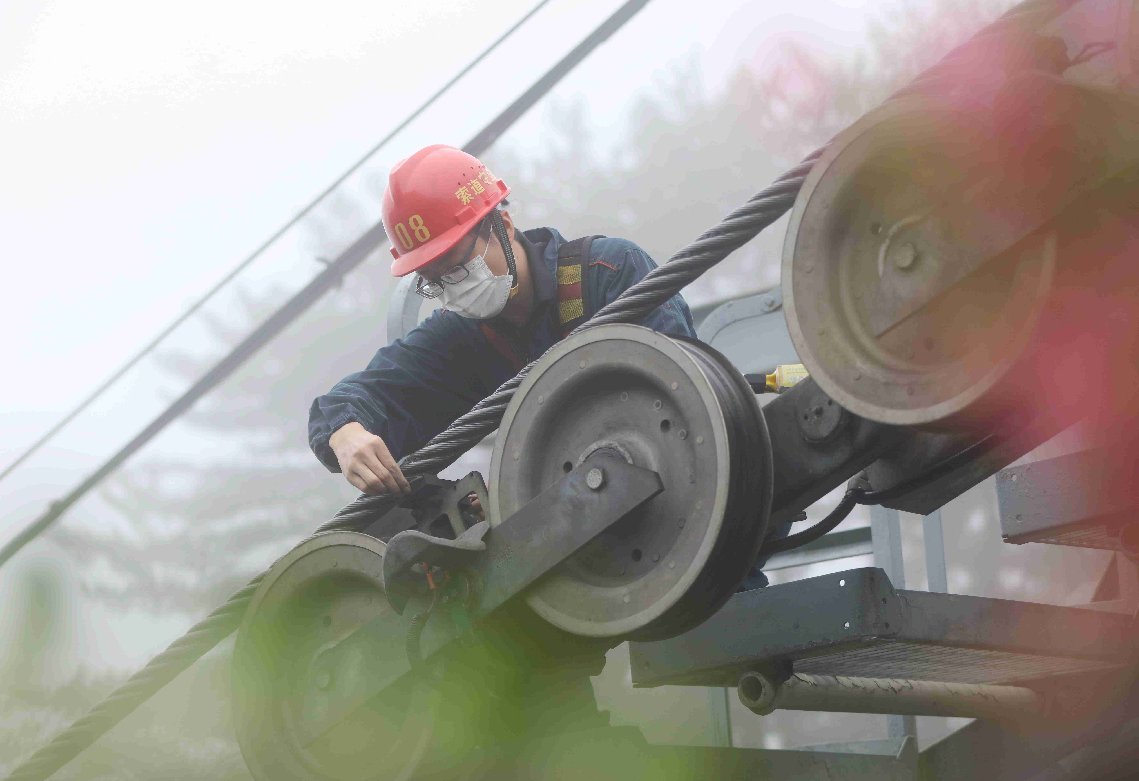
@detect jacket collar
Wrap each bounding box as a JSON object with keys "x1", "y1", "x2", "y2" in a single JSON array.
[
  {"x1": 518, "y1": 227, "x2": 567, "y2": 307},
  {"x1": 481, "y1": 227, "x2": 564, "y2": 334}
]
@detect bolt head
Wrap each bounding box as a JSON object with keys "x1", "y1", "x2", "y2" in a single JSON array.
[
  {"x1": 893, "y1": 242, "x2": 918, "y2": 270},
  {"x1": 586, "y1": 468, "x2": 605, "y2": 490}
]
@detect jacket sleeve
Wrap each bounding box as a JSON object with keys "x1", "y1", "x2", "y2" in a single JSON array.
[
  {"x1": 591, "y1": 242, "x2": 697, "y2": 339},
  {"x1": 308, "y1": 311, "x2": 489, "y2": 471}
]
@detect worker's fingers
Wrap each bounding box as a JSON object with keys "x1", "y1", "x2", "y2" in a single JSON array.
[
  {"x1": 369, "y1": 438, "x2": 412, "y2": 494},
  {"x1": 349, "y1": 462, "x2": 392, "y2": 495},
  {"x1": 358, "y1": 447, "x2": 404, "y2": 496},
  {"x1": 344, "y1": 465, "x2": 374, "y2": 494}
]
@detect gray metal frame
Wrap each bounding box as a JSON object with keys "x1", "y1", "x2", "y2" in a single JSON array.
[
  {"x1": 997, "y1": 447, "x2": 1138, "y2": 551},
  {"x1": 629, "y1": 567, "x2": 1133, "y2": 688},
  {"x1": 695, "y1": 289, "x2": 952, "y2": 748}
]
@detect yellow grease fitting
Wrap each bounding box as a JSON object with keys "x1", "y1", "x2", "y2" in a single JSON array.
[{"x1": 766, "y1": 363, "x2": 810, "y2": 393}]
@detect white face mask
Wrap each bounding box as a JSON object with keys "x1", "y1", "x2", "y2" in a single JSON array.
[{"x1": 440, "y1": 257, "x2": 513, "y2": 320}]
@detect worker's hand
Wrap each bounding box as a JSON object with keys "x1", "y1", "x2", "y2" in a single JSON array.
[
  {"x1": 461, "y1": 491, "x2": 485, "y2": 522},
  {"x1": 329, "y1": 422, "x2": 413, "y2": 496}
]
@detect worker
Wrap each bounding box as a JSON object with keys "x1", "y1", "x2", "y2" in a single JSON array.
[
  {"x1": 308, "y1": 144, "x2": 696, "y2": 492},
  {"x1": 306, "y1": 143, "x2": 699, "y2": 746},
  {"x1": 307, "y1": 144, "x2": 788, "y2": 749}
]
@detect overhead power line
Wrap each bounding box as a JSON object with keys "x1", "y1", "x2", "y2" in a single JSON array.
[
  {"x1": 0, "y1": 0, "x2": 654, "y2": 570},
  {"x1": 0, "y1": 0, "x2": 558, "y2": 487}
]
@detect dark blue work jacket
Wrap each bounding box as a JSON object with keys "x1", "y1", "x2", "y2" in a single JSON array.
[{"x1": 309, "y1": 227, "x2": 696, "y2": 470}]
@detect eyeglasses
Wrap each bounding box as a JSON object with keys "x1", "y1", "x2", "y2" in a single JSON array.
[{"x1": 415, "y1": 220, "x2": 493, "y2": 299}]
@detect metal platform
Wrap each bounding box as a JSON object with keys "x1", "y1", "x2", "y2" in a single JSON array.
[
  {"x1": 998, "y1": 448, "x2": 1139, "y2": 552},
  {"x1": 629, "y1": 568, "x2": 1133, "y2": 688}
]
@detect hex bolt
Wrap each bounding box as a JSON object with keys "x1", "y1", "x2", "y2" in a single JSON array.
[
  {"x1": 586, "y1": 468, "x2": 605, "y2": 491},
  {"x1": 315, "y1": 670, "x2": 332, "y2": 691},
  {"x1": 894, "y1": 242, "x2": 918, "y2": 270}
]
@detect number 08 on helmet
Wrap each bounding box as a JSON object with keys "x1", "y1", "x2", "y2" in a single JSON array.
[{"x1": 382, "y1": 144, "x2": 511, "y2": 278}]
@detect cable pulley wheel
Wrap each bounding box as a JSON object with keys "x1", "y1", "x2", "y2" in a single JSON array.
[
  {"x1": 232, "y1": 532, "x2": 438, "y2": 781},
  {"x1": 489, "y1": 324, "x2": 773, "y2": 641},
  {"x1": 782, "y1": 95, "x2": 1057, "y2": 428}
]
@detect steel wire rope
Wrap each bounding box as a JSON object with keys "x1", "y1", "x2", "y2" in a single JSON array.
[
  {"x1": 2, "y1": 1, "x2": 1081, "y2": 778},
  {"x1": 0, "y1": 0, "x2": 558, "y2": 488}
]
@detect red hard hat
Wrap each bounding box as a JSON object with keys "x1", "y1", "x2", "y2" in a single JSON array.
[{"x1": 382, "y1": 144, "x2": 510, "y2": 277}]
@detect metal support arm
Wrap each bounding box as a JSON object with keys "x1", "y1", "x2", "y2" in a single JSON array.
[{"x1": 299, "y1": 452, "x2": 663, "y2": 744}]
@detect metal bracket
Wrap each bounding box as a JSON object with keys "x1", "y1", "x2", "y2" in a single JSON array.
[
  {"x1": 298, "y1": 452, "x2": 662, "y2": 745},
  {"x1": 997, "y1": 446, "x2": 1139, "y2": 551},
  {"x1": 381, "y1": 521, "x2": 491, "y2": 613},
  {"x1": 359, "y1": 471, "x2": 490, "y2": 543}
]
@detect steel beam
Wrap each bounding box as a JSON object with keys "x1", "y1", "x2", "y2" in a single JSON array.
[
  {"x1": 630, "y1": 568, "x2": 1133, "y2": 688},
  {"x1": 997, "y1": 447, "x2": 1139, "y2": 551}
]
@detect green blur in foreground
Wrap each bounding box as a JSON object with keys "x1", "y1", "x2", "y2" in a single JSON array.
[{"x1": 0, "y1": 565, "x2": 252, "y2": 780}]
